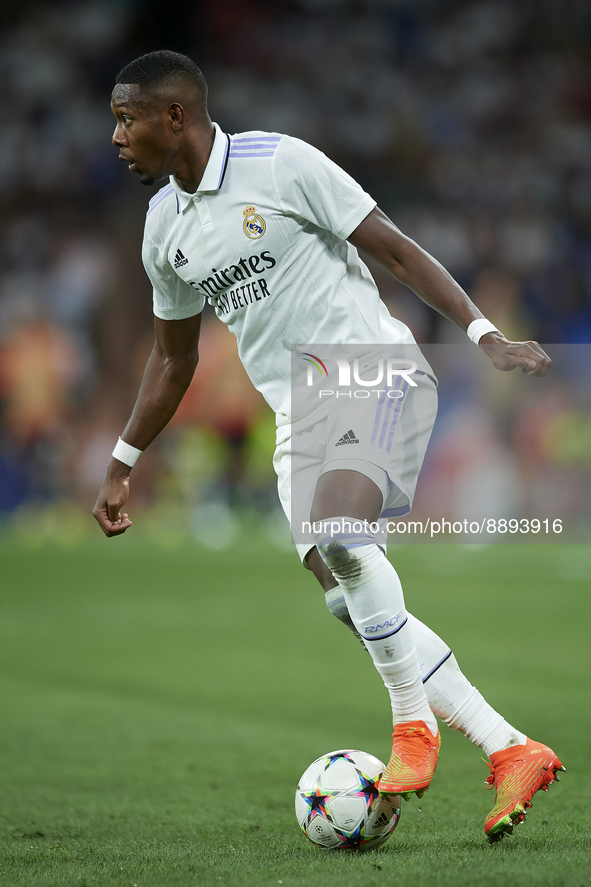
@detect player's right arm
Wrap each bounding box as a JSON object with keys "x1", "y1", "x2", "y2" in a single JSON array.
[{"x1": 92, "y1": 312, "x2": 202, "y2": 537}]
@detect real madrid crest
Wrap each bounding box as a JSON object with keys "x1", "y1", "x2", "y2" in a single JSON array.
[{"x1": 243, "y1": 205, "x2": 266, "y2": 239}]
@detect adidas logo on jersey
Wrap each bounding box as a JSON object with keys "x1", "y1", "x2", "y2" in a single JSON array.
[
  {"x1": 174, "y1": 248, "x2": 188, "y2": 269},
  {"x1": 335, "y1": 429, "x2": 359, "y2": 446}
]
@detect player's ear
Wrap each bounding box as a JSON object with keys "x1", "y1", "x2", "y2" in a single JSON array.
[{"x1": 169, "y1": 103, "x2": 184, "y2": 131}]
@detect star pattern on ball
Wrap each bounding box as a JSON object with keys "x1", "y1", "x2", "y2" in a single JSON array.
[
  {"x1": 350, "y1": 769, "x2": 380, "y2": 812},
  {"x1": 299, "y1": 786, "x2": 333, "y2": 818},
  {"x1": 326, "y1": 752, "x2": 353, "y2": 765}
]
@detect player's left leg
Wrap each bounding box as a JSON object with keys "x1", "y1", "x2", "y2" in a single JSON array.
[
  {"x1": 314, "y1": 555, "x2": 565, "y2": 840},
  {"x1": 314, "y1": 558, "x2": 525, "y2": 751},
  {"x1": 407, "y1": 619, "x2": 565, "y2": 841},
  {"x1": 310, "y1": 468, "x2": 440, "y2": 800}
]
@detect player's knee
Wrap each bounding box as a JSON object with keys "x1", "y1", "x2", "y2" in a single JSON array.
[
  {"x1": 313, "y1": 515, "x2": 376, "y2": 584},
  {"x1": 319, "y1": 540, "x2": 362, "y2": 582}
]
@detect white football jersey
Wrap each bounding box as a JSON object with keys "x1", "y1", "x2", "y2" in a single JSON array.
[{"x1": 142, "y1": 123, "x2": 426, "y2": 426}]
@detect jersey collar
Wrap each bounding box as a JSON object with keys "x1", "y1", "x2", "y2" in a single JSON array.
[{"x1": 169, "y1": 122, "x2": 230, "y2": 212}]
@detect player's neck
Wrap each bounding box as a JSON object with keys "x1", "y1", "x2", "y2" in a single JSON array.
[{"x1": 173, "y1": 122, "x2": 215, "y2": 193}]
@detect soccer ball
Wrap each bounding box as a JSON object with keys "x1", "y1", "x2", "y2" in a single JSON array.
[{"x1": 295, "y1": 749, "x2": 401, "y2": 851}]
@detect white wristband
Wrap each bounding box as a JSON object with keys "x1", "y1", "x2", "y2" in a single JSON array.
[
  {"x1": 112, "y1": 437, "x2": 143, "y2": 468},
  {"x1": 466, "y1": 318, "x2": 500, "y2": 345}
]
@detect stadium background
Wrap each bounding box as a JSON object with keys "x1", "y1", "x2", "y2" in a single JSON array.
[
  {"x1": 0, "y1": 0, "x2": 590, "y2": 540},
  {"x1": 0, "y1": 4, "x2": 590, "y2": 884}
]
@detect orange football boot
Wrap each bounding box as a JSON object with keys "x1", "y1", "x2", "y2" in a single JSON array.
[
  {"x1": 378, "y1": 720, "x2": 441, "y2": 800},
  {"x1": 484, "y1": 737, "x2": 565, "y2": 841}
]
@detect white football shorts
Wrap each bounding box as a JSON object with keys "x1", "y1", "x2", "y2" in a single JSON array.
[{"x1": 274, "y1": 370, "x2": 438, "y2": 564}]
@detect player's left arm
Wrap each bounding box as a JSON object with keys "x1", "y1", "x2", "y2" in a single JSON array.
[{"x1": 348, "y1": 207, "x2": 551, "y2": 376}]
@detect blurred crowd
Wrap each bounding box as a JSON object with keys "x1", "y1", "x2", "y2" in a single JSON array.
[{"x1": 0, "y1": 0, "x2": 590, "y2": 540}]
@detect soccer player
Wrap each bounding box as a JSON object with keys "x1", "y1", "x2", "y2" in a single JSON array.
[{"x1": 93, "y1": 51, "x2": 564, "y2": 841}]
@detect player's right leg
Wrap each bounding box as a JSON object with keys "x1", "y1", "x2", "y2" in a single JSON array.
[
  {"x1": 316, "y1": 562, "x2": 565, "y2": 840},
  {"x1": 309, "y1": 471, "x2": 440, "y2": 800}
]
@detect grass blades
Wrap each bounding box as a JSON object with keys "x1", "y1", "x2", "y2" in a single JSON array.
[{"x1": 0, "y1": 536, "x2": 589, "y2": 886}]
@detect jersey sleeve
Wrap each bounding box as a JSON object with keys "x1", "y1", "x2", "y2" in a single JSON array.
[
  {"x1": 272, "y1": 136, "x2": 377, "y2": 239},
  {"x1": 142, "y1": 230, "x2": 205, "y2": 320}
]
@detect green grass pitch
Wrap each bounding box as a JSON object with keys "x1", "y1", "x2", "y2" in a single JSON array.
[{"x1": 0, "y1": 533, "x2": 589, "y2": 887}]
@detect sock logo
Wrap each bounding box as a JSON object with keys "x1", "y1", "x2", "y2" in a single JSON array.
[
  {"x1": 335, "y1": 429, "x2": 359, "y2": 446},
  {"x1": 364, "y1": 613, "x2": 405, "y2": 635}
]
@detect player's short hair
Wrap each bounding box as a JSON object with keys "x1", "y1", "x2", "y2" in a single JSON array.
[{"x1": 115, "y1": 50, "x2": 208, "y2": 109}]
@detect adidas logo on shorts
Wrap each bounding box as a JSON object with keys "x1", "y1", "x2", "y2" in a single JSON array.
[
  {"x1": 335, "y1": 429, "x2": 359, "y2": 446},
  {"x1": 174, "y1": 248, "x2": 188, "y2": 268}
]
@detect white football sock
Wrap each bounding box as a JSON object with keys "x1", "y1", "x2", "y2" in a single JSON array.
[
  {"x1": 324, "y1": 586, "x2": 366, "y2": 649},
  {"x1": 326, "y1": 590, "x2": 525, "y2": 756},
  {"x1": 425, "y1": 654, "x2": 526, "y2": 757},
  {"x1": 315, "y1": 518, "x2": 437, "y2": 735}
]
